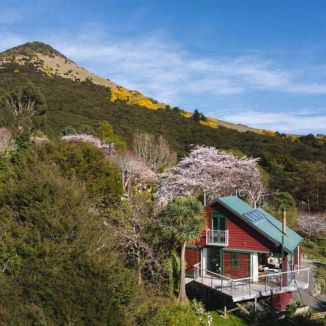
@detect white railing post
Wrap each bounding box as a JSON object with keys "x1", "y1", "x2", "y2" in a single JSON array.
[
  {"x1": 307, "y1": 268, "x2": 310, "y2": 287},
  {"x1": 265, "y1": 275, "x2": 267, "y2": 293},
  {"x1": 201, "y1": 265, "x2": 204, "y2": 283},
  {"x1": 206, "y1": 229, "x2": 228, "y2": 246},
  {"x1": 231, "y1": 280, "x2": 234, "y2": 297}
]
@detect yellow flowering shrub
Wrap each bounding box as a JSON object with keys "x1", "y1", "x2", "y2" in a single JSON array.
[
  {"x1": 290, "y1": 136, "x2": 300, "y2": 142},
  {"x1": 180, "y1": 112, "x2": 192, "y2": 118},
  {"x1": 109, "y1": 87, "x2": 162, "y2": 110},
  {"x1": 40, "y1": 65, "x2": 53, "y2": 78},
  {"x1": 110, "y1": 87, "x2": 130, "y2": 102},
  {"x1": 132, "y1": 98, "x2": 158, "y2": 109},
  {"x1": 199, "y1": 120, "x2": 218, "y2": 128},
  {"x1": 257, "y1": 129, "x2": 277, "y2": 137},
  {"x1": 207, "y1": 117, "x2": 219, "y2": 123}
]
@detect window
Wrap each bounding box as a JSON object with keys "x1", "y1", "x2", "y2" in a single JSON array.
[
  {"x1": 231, "y1": 252, "x2": 239, "y2": 268},
  {"x1": 210, "y1": 212, "x2": 227, "y2": 230}
]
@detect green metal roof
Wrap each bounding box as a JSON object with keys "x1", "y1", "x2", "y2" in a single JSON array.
[{"x1": 215, "y1": 196, "x2": 303, "y2": 253}]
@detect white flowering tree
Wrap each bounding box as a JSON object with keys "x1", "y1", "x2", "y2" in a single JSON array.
[
  {"x1": 298, "y1": 211, "x2": 326, "y2": 238},
  {"x1": 62, "y1": 134, "x2": 112, "y2": 154},
  {"x1": 155, "y1": 145, "x2": 264, "y2": 207}
]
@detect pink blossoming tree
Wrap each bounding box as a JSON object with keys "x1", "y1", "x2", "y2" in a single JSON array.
[
  {"x1": 155, "y1": 145, "x2": 264, "y2": 207},
  {"x1": 298, "y1": 211, "x2": 326, "y2": 238}
]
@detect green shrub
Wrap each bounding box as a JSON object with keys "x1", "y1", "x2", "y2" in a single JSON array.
[
  {"x1": 61, "y1": 125, "x2": 77, "y2": 135},
  {"x1": 135, "y1": 300, "x2": 205, "y2": 326},
  {"x1": 98, "y1": 121, "x2": 126, "y2": 150},
  {"x1": 316, "y1": 266, "x2": 326, "y2": 293},
  {"x1": 0, "y1": 147, "x2": 135, "y2": 325},
  {"x1": 37, "y1": 140, "x2": 123, "y2": 207}
]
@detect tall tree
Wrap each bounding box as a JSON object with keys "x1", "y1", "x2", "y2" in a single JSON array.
[
  {"x1": 271, "y1": 192, "x2": 296, "y2": 211},
  {"x1": 191, "y1": 109, "x2": 201, "y2": 121},
  {"x1": 298, "y1": 211, "x2": 326, "y2": 238},
  {"x1": 98, "y1": 121, "x2": 126, "y2": 149},
  {"x1": 159, "y1": 197, "x2": 204, "y2": 303},
  {"x1": 112, "y1": 193, "x2": 160, "y2": 286},
  {"x1": 265, "y1": 192, "x2": 298, "y2": 229},
  {"x1": 133, "y1": 132, "x2": 177, "y2": 172},
  {"x1": 5, "y1": 82, "x2": 47, "y2": 133},
  {"x1": 191, "y1": 109, "x2": 207, "y2": 122},
  {"x1": 290, "y1": 161, "x2": 326, "y2": 211},
  {"x1": 155, "y1": 145, "x2": 264, "y2": 207}
]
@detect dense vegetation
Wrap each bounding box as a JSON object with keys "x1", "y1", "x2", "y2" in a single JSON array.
[
  {"x1": 0, "y1": 60, "x2": 325, "y2": 212},
  {"x1": 0, "y1": 44, "x2": 325, "y2": 325},
  {"x1": 0, "y1": 136, "x2": 253, "y2": 325},
  {"x1": 0, "y1": 140, "x2": 135, "y2": 324}
]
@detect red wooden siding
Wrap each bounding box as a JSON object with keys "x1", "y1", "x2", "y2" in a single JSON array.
[
  {"x1": 191, "y1": 203, "x2": 278, "y2": 252},
  {"x1": 190, "y1": 207, "x2": 211, "y2": 247},
  {"x1": 185, "y1": 248, "x2": 201, "y2": 275},
  {"x1": 223, "y1": 252, "x2": 250, "y2": 279},
  {"x1": 213, "y1": 203, "x2": 277, "y2": 253}
]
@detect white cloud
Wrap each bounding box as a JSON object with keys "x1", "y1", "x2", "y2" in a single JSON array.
[
  {"x1": 1, "y1": 26, "x2": 326, "y2": 133},
  {"x1": 2, "y1": 26, "x2": 326, "y2": 102},
  {"x1": 43, "y1": 30, "x2": 326, "y2": 105},
  {"x1": 220, "y1": 110, "x2": 326, "y2": 134}
]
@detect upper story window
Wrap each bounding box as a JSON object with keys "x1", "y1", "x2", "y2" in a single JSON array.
[{"x1": 210, "y1": 211, "x2": 227, "y2": 230}]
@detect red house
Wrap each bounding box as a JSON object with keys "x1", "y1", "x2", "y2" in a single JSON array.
[{"x1": 186, "y1": 196, "x2": 309, "y2": 310}]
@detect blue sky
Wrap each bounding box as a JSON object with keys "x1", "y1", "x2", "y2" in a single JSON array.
[{"x1": 1, "y1": 0, "x2": 326, "y2": 134}]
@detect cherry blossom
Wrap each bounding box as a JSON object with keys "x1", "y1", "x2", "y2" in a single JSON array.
[{"x1": 155, "y1": 145, "x2": 264, "y2": 207}]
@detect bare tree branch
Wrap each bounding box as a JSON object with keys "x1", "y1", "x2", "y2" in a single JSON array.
[{"x1": 133, "y1": 132, "x2": 177, "y2": 172}]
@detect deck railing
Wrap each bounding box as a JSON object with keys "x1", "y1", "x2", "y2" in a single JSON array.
[
  {"x1": 193, "y1": 263, "x2": 309, "y2": 301},
  {"x1": 206, "y1": 229, "x2": 229, "y2": 246}
]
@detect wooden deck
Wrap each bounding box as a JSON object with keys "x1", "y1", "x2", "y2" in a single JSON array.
[{"x1": 193, "y1": 264, "x2": 309, "y2": 302}]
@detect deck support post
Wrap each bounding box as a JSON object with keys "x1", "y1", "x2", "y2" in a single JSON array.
[
  {"x1": 254, "y1": 297, "x2": 257, "y2": 322},
  {"x1": 223, "y1": 305, "x2": 227, "y2": 317}
]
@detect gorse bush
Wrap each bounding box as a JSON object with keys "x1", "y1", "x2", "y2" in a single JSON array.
[
  {"x1": 37, "y1": 140, "x2": 123, "y2": 208},
  {"x1": 0, "y1": 138, "x2": 221, "y2": 325},
  {"x1": 98, "y1": 121, "x2": 126, "y2": 150},
  {"x1": 0, "y1": 142, "x2": 135, "y2": 325}
]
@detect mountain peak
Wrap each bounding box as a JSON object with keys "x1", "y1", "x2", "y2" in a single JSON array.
[{"x1": 1, "y1": 41, "x2": 67, "y2": 60}]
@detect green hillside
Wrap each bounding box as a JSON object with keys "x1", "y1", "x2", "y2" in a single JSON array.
[
  {"x1": 0, "y1": 43, "x2": 326, "y2": 211},
  {"x1": 0, "y1": 42, "x2": 325, "y2": 325}
]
